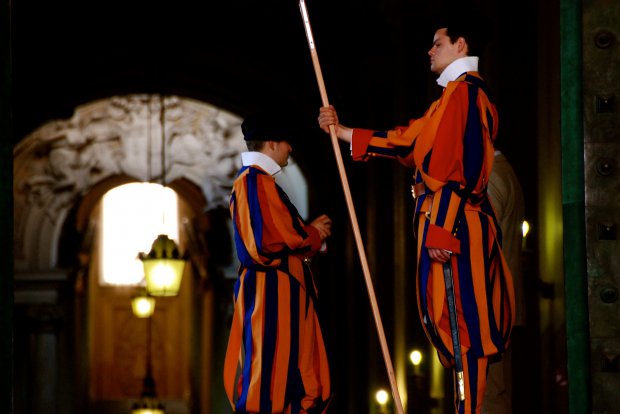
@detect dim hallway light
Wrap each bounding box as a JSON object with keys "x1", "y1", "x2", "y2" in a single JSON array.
[
  {"x1": 376, "y1": 389, "x2": 390, "y2": 405},
  {"x1": 409, "y1": 350, "x2": 422, "y2": 366},
  {"x1": 131, "y1": 291, "x2": 156, "y2": 318},
  {"x1": 522, "y1": 220, "x2": 530, "y2": 238}
]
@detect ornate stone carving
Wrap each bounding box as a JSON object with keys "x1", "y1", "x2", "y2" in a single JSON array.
[{"x1": 13, "y1": 95, "x2": 246, "y2": 269}]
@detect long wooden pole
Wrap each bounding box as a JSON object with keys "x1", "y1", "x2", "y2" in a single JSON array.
[{"x1": 298, "y1": 2, "x2": 405, "y2": 414}]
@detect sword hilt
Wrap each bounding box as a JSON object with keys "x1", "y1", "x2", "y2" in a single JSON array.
[{"x1": 456, "y1": 371, "x2": 465, "y2": 401}]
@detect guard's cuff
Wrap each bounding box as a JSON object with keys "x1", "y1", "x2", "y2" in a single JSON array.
[
  {"x1": 425, "y1": 224, "x2": 461, "y2": 254},
  {"x1": 351, "y1": 129, "x2": 374, "y2": 161}
]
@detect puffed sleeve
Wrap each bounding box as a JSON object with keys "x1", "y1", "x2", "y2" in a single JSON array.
[{"x1": 231, "y1": 168, "x2": 322, "y2": 268}]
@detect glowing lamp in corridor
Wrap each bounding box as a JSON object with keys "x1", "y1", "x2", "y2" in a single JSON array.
[
  {"x1": 132, "y1": 408, "x2": 164, "y2": 414},
  {"x1": 131, "y1": 398, "x2": 165, "y2": 414},
  {"x1": 131, "y1": 292, "x2": 156, "y2": 318},
  {"x1": 522, "y1": 220, "x2": 530, "y2": 238},
  {"x1": 375, "y1": 389, "x2": 389, "y2": 405},
  {"x1": 139, "y1": 234, "x2": 186, "y2": 297},
  {"x1": 409, "y1": 350, "x2": 423, "y2": 366}
]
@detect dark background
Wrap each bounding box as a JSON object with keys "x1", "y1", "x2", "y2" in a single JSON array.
[
  {"x1": 10, "y1": 0, "x2": 545, "y2": 413},
  {"x1": 11, "y1": 0, "x2": 539, "y2": 214}
]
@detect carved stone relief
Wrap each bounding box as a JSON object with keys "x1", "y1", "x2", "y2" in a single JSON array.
[{"x1": 13, "y1": 95, "x2": 247, "y2": 270}]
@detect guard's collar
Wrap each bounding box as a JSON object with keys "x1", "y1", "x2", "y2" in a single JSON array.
[
  {"x1": 241, "y1": 151, "x2": 282, "y2": 176},
  {"x1": 436, "y1": 56, "x2": 479, "y2": 87}
]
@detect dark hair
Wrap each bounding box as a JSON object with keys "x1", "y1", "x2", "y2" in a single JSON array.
[
  {"x1": 445, "y1": 23, "x2": 484, "y2": 57},
  {"x1": 245, "y1": 140, "x2": 266, "y2": 151},
  {"x1": 431, "y1": 8, "x2": 492, "y2": 57}
]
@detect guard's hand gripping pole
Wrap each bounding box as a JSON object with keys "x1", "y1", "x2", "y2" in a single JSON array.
[{"x1": 298, "y1": 2, "x2": 405, "y2": 414}]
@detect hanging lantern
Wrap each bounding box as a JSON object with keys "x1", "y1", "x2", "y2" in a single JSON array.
[
  {"x1": 139, "y1": 234, "x2": 186, "y2": 297},
  {"x1": 131, "y1": 397, "x2": 165, "y2": 414},
  {"x1": 131, "y1": 290, "x2": 156, "y2": 318},
  {"x1": 131, "y1": 310, "x2": 164, "y2": 414}
]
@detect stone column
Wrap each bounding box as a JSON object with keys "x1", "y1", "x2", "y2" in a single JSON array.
[{"x1": 14, "y1": 272, "x2": 70, "y2": 414}]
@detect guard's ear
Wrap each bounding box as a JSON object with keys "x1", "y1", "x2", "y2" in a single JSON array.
[
  {"x1": 265, "y1": 140, "x2": 278, "y2": 153},
  {"x1": 457, "y1": 37, "x2": 468, "y2": 55}
]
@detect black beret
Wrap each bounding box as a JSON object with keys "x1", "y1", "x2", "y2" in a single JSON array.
[{"x1": 241, "y1": 114, "x2": 293, "y2": 142}]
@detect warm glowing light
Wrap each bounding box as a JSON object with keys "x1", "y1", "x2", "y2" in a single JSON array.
[
  {"x1": 522, "y1": 220, "x2": 530, "y2": 238},
  {"x1": 132, "y1": 408, "x2": 165, "y2": 414},
  {"x1": 142, "y1": 258, "x2": 185, "y2": 296},
  {"x1": 150, "y1": 263, "x2": 176, "y2": 286},
  {"x1": 131, "y1": 396, "x2": 165, "y2": 414},
  {"x1": 101, "y1": 183, "x2": 178, "y2": 285},
  {"x1": 376, "y1": 389, "x2": 389, "y2": 405},
  {"x1": 409, "y1": 350, "x2": 423, "y2": 366},
  {"x1": 131, "y1": 295, "x2": 156, "y2": 318}
]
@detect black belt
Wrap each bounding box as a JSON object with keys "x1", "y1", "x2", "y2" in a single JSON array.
[{"x1": 412, "y1": 182, "x2": 486, "y2": 205}]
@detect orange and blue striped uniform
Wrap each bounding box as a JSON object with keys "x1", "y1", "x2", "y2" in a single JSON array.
[
  {"x1": 223, "y1": 164, "x2": 331, "y2": 414},
  {"x1": 351, "y1": 72, "x2": 515, "y2": 414}
]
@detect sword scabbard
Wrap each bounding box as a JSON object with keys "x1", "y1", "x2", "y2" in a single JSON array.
[{"x1": 443, "y1": 260, "x2": 466, "y2": 403}]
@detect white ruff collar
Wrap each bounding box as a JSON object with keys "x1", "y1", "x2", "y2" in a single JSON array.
[
  {"x1": 436, "y1": 56, "x2": 479, "y2": 87},
  {"x1": 241, "y1": 151, "x2": 281, "y2": 176}
]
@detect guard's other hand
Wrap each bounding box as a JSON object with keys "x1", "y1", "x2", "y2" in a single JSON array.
[{"x1": 310, "y1": 214, "x2": 332, "y2": 240}]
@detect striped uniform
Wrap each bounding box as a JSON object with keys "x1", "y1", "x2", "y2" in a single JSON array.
[
  {"x1": 351, "y1": 72, "x2": 515, "y2": 414},
  {"x1": 223, "y1": 164, "x2": 331, "y2": 414}
]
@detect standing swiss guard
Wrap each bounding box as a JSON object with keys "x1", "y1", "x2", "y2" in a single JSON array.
[
  {"x1": 223, "y1": 113, "x2": 333, "y2": 414},
  {"x1": 317, "y1": 11, "x2": 515, "y2": 414}
]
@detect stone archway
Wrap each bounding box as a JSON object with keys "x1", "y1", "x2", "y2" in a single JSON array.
[{"x1": 13, "y1": 94, "x2": 248, "y2": 271}]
